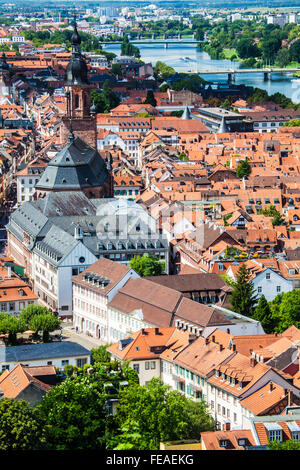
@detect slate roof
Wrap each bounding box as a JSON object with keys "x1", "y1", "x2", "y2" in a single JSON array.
[
  {"x1": 33, "y1": 225, "x2": 79, "y2": 266},
  {"x1": 0, "y1": 341, "x2": 90, "y2": 362},
  {"x1": 7, "y1": 194, "x2": 168, "y2": 262},
  {"x1": 35, "y1": 136, "x2": 108, "y2": 191}
]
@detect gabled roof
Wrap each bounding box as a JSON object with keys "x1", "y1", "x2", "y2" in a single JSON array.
[
  {"x1": 0, "y1": 363, "x2": 55, "y2": 398},
  {"x1": 72, "y1": 257, "x2": 136, "y2": 294},
  {"x1": 107, "y1": 326, "x2": 189, "y2": 361}
]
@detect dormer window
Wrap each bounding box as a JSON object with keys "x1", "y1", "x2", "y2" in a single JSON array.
[
  {"x1": 219, "y1": 439, "x2": 228, "y2": 448},
  {"x1": 18, "y1": 289, "x2": 24, "y2": 296},
  {"x1": 268, "y1": 429, "x2": 282, "y2": 442},
  {"x1": 237, "y1": 438, "x2": 246, "y2": 447}
]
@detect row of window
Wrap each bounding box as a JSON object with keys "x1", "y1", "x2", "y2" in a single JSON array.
[
  {"x1": 132, "y1": 361, "x2": 156, "y2": 374},
  {"x1": 1, "y1": 358, "x2": 87, "y2": 373},
  {"x1": 0, "y1": 300, "x2": 33, "y2": 312},
  {"x1": 114, "y1": 190, "x2": 140, "y2": 196},
  {"x1": 257, "y1": 285, "x2": 281, "y2": 293},
  {"x1": 20, "y1": 178, "x2": 39, "y2": 185}
]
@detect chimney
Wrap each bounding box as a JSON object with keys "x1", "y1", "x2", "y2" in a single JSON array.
[
  {"x1": 7, "y1": 266, "x2": 11, "y2": 279},
  {"x1": 232, "y1": 344, "x2": 236, "y2": 352},
  {"x1": 219, "y1": 343, "x2": 223, "y2": 352},
  {"x1": 269, "y1": 381, "x2": 274, "y2": 392},
  {"x1": 205, "y1": 338, "x2": 209, "y2": 346},
  {"x1": 141, "y1": 328, "x2": 146, "y2": 336},
  {"x1": 188, "y1": 333, "x2": 196, "y2": 344},
  {"x1": 227, "y1": 328, "x2": 230, "y2": 334},
  {"x1": 155, "y1": 327, "x2": 159, "y2": 336},
  {"x1": 250, "y1": 357, "x2": 257, "y2": 368},
  {"x1": 212, "y1": 335, "x2": 215, "y2": 343}
]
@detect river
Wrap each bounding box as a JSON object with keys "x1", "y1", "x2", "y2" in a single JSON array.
[{"x1": 104, "y1": 43, "x2": 300, "y2": 103}]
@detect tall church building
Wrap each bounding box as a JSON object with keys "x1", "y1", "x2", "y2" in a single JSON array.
[
  {"x1": 60, "y1": 18, "x2": 97, "y2": 148},
  {"x1": 35, "y1": 18, "x2": 113, "y2": 200}
]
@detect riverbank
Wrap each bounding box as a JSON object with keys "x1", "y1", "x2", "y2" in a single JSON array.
[{"x1": 105, "y1": 43, "x2": 300, "y2": 103}]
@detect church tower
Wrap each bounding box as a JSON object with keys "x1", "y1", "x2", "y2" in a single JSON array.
[{"x1": 60, "y1": 17, "x2": 97, "y2": 148}]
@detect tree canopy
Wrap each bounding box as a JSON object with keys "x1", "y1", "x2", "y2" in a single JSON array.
[
  {"x1": 37, "y1": 375, "x2": 108, "y2": 450},
  {"x1": 91, "y1": 80, "x2": 120, "y2": 113},
  {"x1": 252, "y1": 295, "x2": 274, "y2": 333},
  {"x1": 129, "y1": 254, "x2": 165, "y2": 277},
  {"x1": 108, "y1": 377, "x2": 214, "y2": 450},
  {"x1": 269, "y1": 290, "x2": 300, "y2": 333},
  {"x1": 236, "y1": 159, "x2": 252, "y2": 179},
  {"x1": 230, "y1": 263, "x2": 258, "y2": 317},
  {"x1": 143, "y1": 90, "x2": 157, "y2": 107},
  {"x1": 0, "y1": 399, "x2": 45, "y2": 450}
]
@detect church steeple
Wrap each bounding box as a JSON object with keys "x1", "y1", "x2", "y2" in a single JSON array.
[
  {"x1": 65, "y1": 15, "x2": 89, "y2": 86},
  {"x1": 60, "y1": 15, "x2": 97, "y2": 148}
]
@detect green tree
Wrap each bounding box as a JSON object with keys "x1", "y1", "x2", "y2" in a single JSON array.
[
  {"x1": 236, "y1": 37, "x2": 260, "y2": 59},
  {"x1": 153, "y1": 61, "x2": 175, "y2": 80},
  {"x1": 29, "y1": 313, "x2": 61, "y2": 343},
  {"x1": 0, "y1": 314, "x2": 26, "y2": 345},
  {"x1": 230, "y1": 263, "x2": 258, "y2": 316},
  {"x1": 110, "y1": 63, "x2": 122, "y2": 78},
  {"x1": 111, "y1": 378, "x2": 214, "y2": 450},
  {"x1": 269, "y1": 290, "x2": 300, "y2": 332},
  {"x1": 90, "y1": 89, "x2": 106, "y2": 113},
  {"x1": 284, "y1": 119, "x2": 300, "y2": 127},
  {"x1": 178, "y1": 151, "x2": 189, "y2": 161},
  {"x1": 102, "y1": 80, "x2": 120, "y2": 112},
  {"x1": 268, "y1": 439, "x2": 300, "y2": 450},
  {"x1": 289, "y1": 39, "x2": 300, "y2": 63},
  {"x1": 121, "y1": 35, "x2": 140, "y2": 58},
  {"x1": 129, "y1": 255, "x2": 165, "y2": 277},
  {"x1": 252, "y1": 295, "x2": 274, "y2": 333},
  {"x1": 261, "y1": 30, "x2": 282, "y2": 64},
  {"x1": 37, "y1": 376, "x2": 107, "y2": 450},
  {"x1": 257, "y1": 204, "x2": 285, "y2": 226},
  {"x1": 91, "y1": 344, "x2": 112, "y2": 364},
  {"x1": 19, "y1": 304, "x2": 51, "y2": 326},
  {"x1": 0, "y1": 399, "x2": 45, "y2": 450},
  {"x1": 236, "y1": 159, "x2": 252, "y2": 179},
  {"x1": 275, "y1": 48, "x2": 290, "y2": 68},
  {"x1": 143, "y1": 90, "x2": 157, "y2": 107}
]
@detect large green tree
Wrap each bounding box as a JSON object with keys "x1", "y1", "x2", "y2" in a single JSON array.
[
  {"x1": 0, "y1": 314, "x2": 26, "y2": 345},
  {"x1": 109, "y1": 377, "x2": 214, "y2": 450},
  {"x1": 29, "y1": 313, "x2": 61, "y2": 343},
  {"x1": 269, "y1": 290, "x2": 300, "y2": 332},
  {"x1": 143, "y1": 90, "x2": 157, "y2": 107},
  {"x1": 129, "y1": 254, "x2": 165, "y2": 277},
  {"x1": 0, "y1": 399, "x2": 45, "y2": 450},
  {"x1": 91, "y1": 344, "x2": 112, "y2": 364},
  {"x1": 230, "y1": 263, "x2": 258, "y2": 316},
  {"x1": 121, "y1": 35, "x2": 140, "y2": 58},
  {"x1": 289, "y1": 39, "x2": 300, "y2": 63},
  {"x1": 236, "y1": 37, "x2": 260, "y2": 59},
  {"x1": 252, "y1": 295, "x2": 274, "y2": 333},
  {"x1": 37, "y1": 376, "x2": 108, "y2": 450},
  {"x1": 268, "y1": 439, "x2": 300, "y2": 450},
  {"x1": 236, "y1": 159, "x2": 252, "y2": 179},
  {"x1": 19, "y1": 304, "x2": 51, "y2": 326}
]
